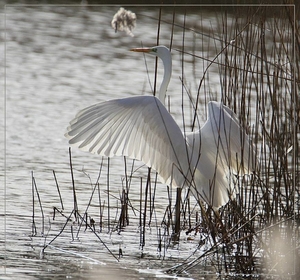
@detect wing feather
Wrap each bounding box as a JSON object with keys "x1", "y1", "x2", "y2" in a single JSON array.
[
  {"x1": 65, "y1": 96, "x2": 191, "y2": 187},
  {"x1": 186, "y1": 101, "x2": 255, "y2": 207},
  {"x1": 66, "y1": 98, "x2": 255, "y2": 208},
  {"x1": 204, "y1": 101, "x2": 255, "y2": 175}
]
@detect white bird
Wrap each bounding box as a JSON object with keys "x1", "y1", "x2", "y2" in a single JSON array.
[{"x1": 65, "y1": 46, "x2": 255, "y2": 208}]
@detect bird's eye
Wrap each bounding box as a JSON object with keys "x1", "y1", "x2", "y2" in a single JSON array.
[{"x1": 152, "y1": 48, "x2": 157, "y2": 53}]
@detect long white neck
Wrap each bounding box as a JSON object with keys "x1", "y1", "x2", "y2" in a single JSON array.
[{"x1": 157, "y1": 48, "x2": 172, "y2": 104}]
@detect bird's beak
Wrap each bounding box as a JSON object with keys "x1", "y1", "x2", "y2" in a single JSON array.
[{"x1": 130, "y1": 47, "x2": 152, "y2": 53}]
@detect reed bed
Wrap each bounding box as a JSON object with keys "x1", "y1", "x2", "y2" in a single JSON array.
[{"x1": 30, "y1": 5, "x2": 299, "y2": 279}]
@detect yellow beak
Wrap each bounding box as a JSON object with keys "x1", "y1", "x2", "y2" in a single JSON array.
[{"x1": 130, "y1": 47, "x2": 152, "y2": 53}]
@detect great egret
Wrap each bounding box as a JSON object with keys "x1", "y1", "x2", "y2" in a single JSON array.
[{"x1": 65, "y1": 45, "x2": 255, "y2": 208}]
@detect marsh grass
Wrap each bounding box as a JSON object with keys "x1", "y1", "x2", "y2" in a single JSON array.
[
  {"x1": 173, "y1": 5, "x2": 299, "y2": 277},
  {"x1": 31, "y1": 5, "x2": 299, "y2": 279}
]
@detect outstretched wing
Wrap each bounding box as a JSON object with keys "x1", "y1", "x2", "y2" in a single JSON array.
[
  {"x1": 186, "y1": 101, "x2": 255, "y2": 208},
  {"x1": 202, "y1": 101, "x2": 255, "y2": 175},
  {"x1": 65, "y1": 96, "x2": 191, "y2": 187}
]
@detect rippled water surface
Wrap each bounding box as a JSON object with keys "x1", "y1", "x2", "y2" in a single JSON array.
[
  {"x1": 2, "y1": 4, "x2": 295, "y2": 279},
  {"x1": 2, "y1": 5, "x2": 227, "y2": 279}
]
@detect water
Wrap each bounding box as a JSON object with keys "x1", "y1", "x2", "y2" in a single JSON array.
[
  {"x1": 2, "y1": 4, "x2": 296, "y2": 279},
  {"x1": 2, "y1": 5, "x2": 220, "y2": 279}
]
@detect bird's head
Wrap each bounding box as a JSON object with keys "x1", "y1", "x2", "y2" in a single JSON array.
[
  {"x1": 130, "y1": 45, "x2": 170, "y2": 60},
  {"x1": 130, "y1": 45, "x2": 172, "y2": 103}
]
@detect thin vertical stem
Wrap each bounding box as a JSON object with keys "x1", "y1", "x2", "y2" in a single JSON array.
[
  {"x1": 31, "y1": 172, "x2": 44, "y2": 235},
  {"x1": 31, "y1": 171, "x2": 37, "y2": 236},
  {"x1": 107, "y1": 157, "x2": 110, "y2": 231},
  {"x1": 69, "y1": 148, "x2": 78, "y2": 221},
  {"x1": 53, "y1": 170, "x2": 64, "y2": 210}
]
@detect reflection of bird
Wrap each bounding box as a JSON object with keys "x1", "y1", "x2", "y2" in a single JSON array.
[{"x1": 65, "y1": 46, "x2": 255, "y2": 208}]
